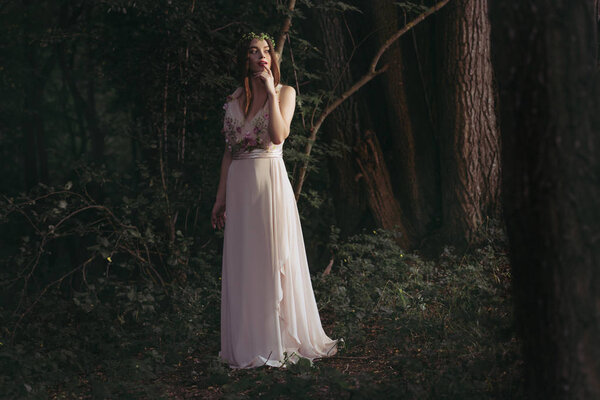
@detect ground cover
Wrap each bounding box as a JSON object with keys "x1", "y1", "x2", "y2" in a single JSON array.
[{"x1": 1, "y1": 227, "x2": 524, "y2": 399}]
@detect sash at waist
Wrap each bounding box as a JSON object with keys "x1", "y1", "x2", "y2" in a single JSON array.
[{"x1": 232, "y1": 148, "x2": 283, "y2": 160}]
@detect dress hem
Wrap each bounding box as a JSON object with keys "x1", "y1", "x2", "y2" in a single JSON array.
[{"x1": 218, "y1": 341, "x2": 340, "y2": 369}]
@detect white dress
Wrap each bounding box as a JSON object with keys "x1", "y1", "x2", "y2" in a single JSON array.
[{"x1": 218, "y1": 84, "x2": 338, "y2": 368}]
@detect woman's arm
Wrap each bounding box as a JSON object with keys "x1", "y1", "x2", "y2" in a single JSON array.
[
  {"x1": 266, "y1": 85, "x2": 296, "y2": 144},
  {"x1": 211, "y1": 146, "x2": 232, "y2": 229},
  {"x1": 215, "y1": 146, "x2": 232, "y2": 201}
]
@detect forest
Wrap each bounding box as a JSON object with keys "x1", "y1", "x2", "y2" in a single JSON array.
[{"x1": 1, "y1": 0, "x2": 599, "y2": 398}]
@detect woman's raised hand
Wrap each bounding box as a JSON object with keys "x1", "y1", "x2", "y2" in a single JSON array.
[
  {"x1": 254, "y1": 65, "x2": 276, "y2": 95},
  {"x1": 211, "y1": 198, "x2": 226, "y2": 230}
]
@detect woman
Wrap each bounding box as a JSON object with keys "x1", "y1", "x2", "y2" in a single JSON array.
[{"x1": 211, "y1": 32, "x2": 339, "y2": 368}]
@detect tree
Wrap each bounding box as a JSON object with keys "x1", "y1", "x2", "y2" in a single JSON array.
[
  {"x1": 21, "y1": 0, "x2": 54, "y2": 187},
  {"x1": 489, "y1": 0, "x2": 600, "y2": 397},
  {"x1": 288, "y1": 0, "x2": 450, "y2": 248},
  {"x1": 437, "y1": 0, "x2": 501, "y2": 244},
  {"x1": 312, "y1": 4, "x2": 371, "y2": 235},
  {"x1": 369, "y1": 0, "x2": 438, "y2": 238}
]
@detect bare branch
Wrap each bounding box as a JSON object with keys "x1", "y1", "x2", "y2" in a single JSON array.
[
  {"x1": 293, "y1": 0, "x2": 451, "y2": 200},
  {"x1": 275, "y1": 0, "x2": 296, "y2": 61},
  {"x1": 369, "y1": 0, "x2": 450, "y2": 73},
  {"x1": 10, "y1": 255, "x2": 95, "y2": 344},
  {"x1": 209, "y1": 21, "x2": 242, "y2": 34}
]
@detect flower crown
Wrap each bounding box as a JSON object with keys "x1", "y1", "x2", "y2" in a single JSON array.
[{"x1": 240, "y1": 32, "x2": 275, "y2": 46}]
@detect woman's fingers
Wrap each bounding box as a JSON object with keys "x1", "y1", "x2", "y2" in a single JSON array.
[
  {"x1": 211, "y1": 206, "x2": 224, "y2": 230},
  {"x1": 212, "y1": 208, "x2": 226, "y2": 230},
  {"x1": 253, "y1": 67, "x2": 272, "y2": 82}
]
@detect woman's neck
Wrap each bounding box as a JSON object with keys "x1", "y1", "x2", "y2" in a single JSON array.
[{"x1": 249, "y1": 76, "x2": 267, "y2": 97}]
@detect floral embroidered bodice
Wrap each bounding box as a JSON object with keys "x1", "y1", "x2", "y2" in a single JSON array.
[{"x1": 221, "y1": 84, "x2": 283, "y2": 156}]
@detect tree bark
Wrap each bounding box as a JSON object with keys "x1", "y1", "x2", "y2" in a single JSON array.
[
  {"x1": 56, "y1": 5, "x2": 105, "y2": 166},
  {"x1": 370, "y1": 0, "x2": 430, "y2": 236},
  {"x1": 437, "y1": 0, "x2": 500, "y2": 245},
  {"x1": 291, "y1": 0, "x2": 449, "y2": 214},
  {"x1": 490, "y1": 0, "x2": 600, "y2": 397},
  {"x1": 355, "y1": 130, "x2": 413, "y2": 248},
  {"x1": 315, "y1": 6, "x2": 370, "y2": 235}
]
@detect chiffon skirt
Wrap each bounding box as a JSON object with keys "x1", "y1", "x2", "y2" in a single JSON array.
[{"x1": 219, "y1": 152, "x2": 338, "y2": 368}]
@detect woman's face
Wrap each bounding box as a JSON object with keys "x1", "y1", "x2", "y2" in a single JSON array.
[{"x1": 247, "y1": 38, "x2": 271, "y2": 73}]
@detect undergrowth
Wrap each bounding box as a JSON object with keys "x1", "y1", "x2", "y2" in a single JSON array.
[{"x1": 1, "y1": 220, "x2": 524, "y2": 399}]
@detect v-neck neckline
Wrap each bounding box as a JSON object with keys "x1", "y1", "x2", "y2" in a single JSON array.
[{"x1": 236, "y1": 96, "x2": 268, "y2": 125}]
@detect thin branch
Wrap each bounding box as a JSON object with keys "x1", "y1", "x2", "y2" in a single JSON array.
[
  {"x1": 313, "y1": 355, "x2": 372, "y2": 361},
  {"x1": 287, "y1": 33, "x2": 305, "y2": 131},
  {"x1": 160, "y1": 61, "x2": 175, "y2": 244},
  {"x1": 179, "y1": 0, "x2": 196, "y2": 165},
  {"x1": 287, "y1": 33, "x2": 306, "y2": 184},
  {"x1": 369, "y1": 0, "x2": 449, "y2": 73},
  {"x1": 144, "y1": 242, "x2": 166, "y2": 287},
  {"x1": 326, "y1": 25, "x2": 385, "y2": 109},
  {"x1": 293, "y1": 64, "x2": 388, "y2": 200},
  {"x1": 10, "y1": 255, "x2": 96, "y2": 344},
  {"x1": 209, "y1": 21, "x2": 242, "y2": 34},
  {"x1": 275, "y1": 0, "x2": 296, "y2": 61},
  {"x1": 293, "y1": 0, "x2": 451, "y2": 200}
]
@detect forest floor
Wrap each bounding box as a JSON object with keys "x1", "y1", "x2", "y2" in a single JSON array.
[
  {"x1": 3, "y1": 229, "x2": 524, "y2": 399},
  {"x1": 155, "y1": 236, "x2": 525, "y2": 399}
]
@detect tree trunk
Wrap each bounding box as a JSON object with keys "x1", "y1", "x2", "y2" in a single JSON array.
[
  {"x1": 22, "y1": 1, "x2": 52, "y2": 187},
  {"x1": 315, "y1": 5, "x2": 371, "y2": 235},
  {"x1": 355, "y1": 130, "x2": 412, "y2": 248},
  {"x1": 489, "y1": 0, "x2": 600, "y2": 397},
  {"x1": 84, "y1": 6, "x2": 104, "y2": 164},
  {"x1": 596, "y1": 0, "x2": 600, "y2": 67},
  {"x1": 56, "y1": 39, "x2": 104, "y2": 165},
  {"x1": 370, "y1": 0, "x2": 430, "y2": 237},
  {"x1": 437, "y1": 0, "x2": 500, "y2": 245},
  {"x1": 22, "y1": 73, "x2": 43, "y2": 187}
]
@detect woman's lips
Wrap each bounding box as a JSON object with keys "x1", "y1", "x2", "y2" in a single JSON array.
[{"x1": 259, "y1": 61, "x2": 268, "y2": 66}]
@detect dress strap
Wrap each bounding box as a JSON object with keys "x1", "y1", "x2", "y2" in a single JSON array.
[
  {"x1": 227, "y1": 87, "x2": 243, "y2": 103},
  {"x1": 233, "y1": 87, "x2": 243, "y2": 97}
]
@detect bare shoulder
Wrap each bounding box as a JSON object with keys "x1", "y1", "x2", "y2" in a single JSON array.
[
  {"x1": 280, "y1": 84, "x2": 295, "y2": 95},
  {"x1": 279, "y1": 85, "x2": 296, "y2": 101},
  {"x1": 278, "y1": 85, "x2": 296, "y2": 124}
]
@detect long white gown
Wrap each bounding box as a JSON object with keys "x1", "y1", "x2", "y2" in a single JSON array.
[{"x1": 218, "y1": 84, "x2": 338, "y2": 368}]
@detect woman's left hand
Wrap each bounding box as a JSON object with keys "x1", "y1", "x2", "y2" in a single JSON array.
[{"x1": 254, "y1": 66, "x2": 276, "y2": 95}]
